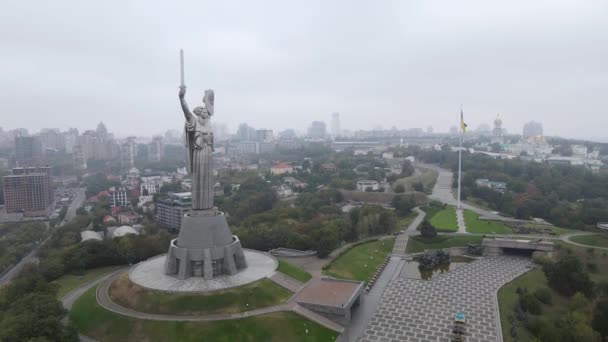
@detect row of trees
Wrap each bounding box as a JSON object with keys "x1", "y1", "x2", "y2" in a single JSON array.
[
  {"x1": 0, "y1": 222, "x2": 48, "y2": 275},
  {"x1": 235, "y1": 189, "x2": 397, "y2": 257},
  {"x1": 408, "y1": 146, "x2": 608, "y2": 228}
]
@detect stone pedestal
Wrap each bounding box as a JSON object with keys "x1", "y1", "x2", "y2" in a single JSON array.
[{"x1": 164, "y1": 209, "x2": 247, "y2": 280}]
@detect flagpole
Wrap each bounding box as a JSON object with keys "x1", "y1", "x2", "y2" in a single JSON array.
[{"x1": 457, "y1": 110, "x2": 462, "y2": 210}]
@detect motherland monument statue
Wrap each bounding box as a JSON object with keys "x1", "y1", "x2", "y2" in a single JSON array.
[{"x1": 164, "y1": 50, "x2": 247, "y2": 280}]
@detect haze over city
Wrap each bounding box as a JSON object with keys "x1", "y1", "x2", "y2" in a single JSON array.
[{"x1": 1, "y1": 0, "x2": 607, "y2": 140}]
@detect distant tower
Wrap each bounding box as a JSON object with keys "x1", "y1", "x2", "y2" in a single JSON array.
[
  {"x1": 492, "y1": 114, "x2": 503, "y2": 144},
  {"x1": 308, "y1": 121, "x2": 327, "y2": 139},
  {"x1": 331, "y1": 112, "x2": 341, "y2": 138}
]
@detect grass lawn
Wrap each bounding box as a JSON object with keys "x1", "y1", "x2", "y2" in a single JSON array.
[
  {"x1": 428, "y1": 206, "x2": 458, "y2": 232},
  {"x1": 277, "y1": 260, "x2": 312, "y2": 283},
  {"x1": 324, "y1": 238, "x2": 395, "y2": 282},
  {"x1": 71, "y1": 287, "x2": 338, "y2": 342},
  {"x1": 569, "y1": 234, "x2": 608, "y2": 248},
  {"x1": 405, "y1": 235, "x2": 483, "y2": 253},
  {"x1": 53, "y1": 265, "x2": 126, "y2": 299},
  {"x1": 109, "y1": 274, "x2": 292, "y2": 315},
  {"x1": 463, "y1": 210, "x2": 512, "y2": 234}
]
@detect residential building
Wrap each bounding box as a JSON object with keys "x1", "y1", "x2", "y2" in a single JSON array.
[
  {"x1": 255, "y1": 129, "x2": 274, "y2": 142},
  {"x1": 156, "y1": 192, "x2": 192, "y2": 231},
  {"x1": 109, "y1": 186, "x2": 129, "y2": 206},
  {"x1": 117, "y1": 211, "x2": 141, "y2": 225},
  {"x1": 120, "y1": 137, "x2": 136, "y2": 169},
  {"x1": 15, "y1": 136, "x2": 43, "y2": 166},
  {"x1": 308, "y1": 121, "x2": 327, "y2": 139},
  {"x1": 357, "y1": 180, "x2": 379, "y2": 192},
  {"x1": 331, "y1": 112, "x2": 341, "y2": 138},
  {"x1": 475, "y1": 179, "x2": 507, "y2": 193},
  {"x1": 271, "y1": 163, "x2": 294, "y2": 175},
  {"x1": 140, "y1": 180, "x2": 162, "y2": 195},
  {"x1": 3, "y1": 166, "x2": 53, "y2": 216},
  {"x1": 148, "y1": 136, "x2": 163, "y2": 162}
]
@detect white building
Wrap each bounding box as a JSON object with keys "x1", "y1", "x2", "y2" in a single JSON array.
[
  {"x1": 271, "y1": 163, "x2": 294, "y2": 175},
  {"x1": 109, "y1": 186, "x2": 128, "y2": 207},
  {"x1": 80, "y1": 230, "x2": 103, "y2": 242},
  {"x1": 357, "y1": 180, "x2": 379, "y2": 192},
  {"x1": 140, "y1": 180, "x2": 162, "y2": 195}
]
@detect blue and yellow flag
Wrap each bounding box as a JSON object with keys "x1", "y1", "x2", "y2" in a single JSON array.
[{"x1": 460, "y1": 108, "x2": 467, "y2": 133}]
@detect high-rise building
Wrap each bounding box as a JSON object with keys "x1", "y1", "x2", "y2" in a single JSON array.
[
  {"x1": 523, "y1": 121, "x2": 543, "y2": 139},
  {"x1": 39, "y1": 128, "x2": 63, "y2": 152},
  {"x1": 255, "y1": 129, "x2": 273, "y2": 142},
  {"x1": 120, "y1": 137, "x2": 136, "y2": 169},
  {"x1": 148, "y1": 136, "x2": 163, "y2": 162},
  {"x1": 63, "y1": 128, "x2": 79, "y2": 154},
  {"x1": 156, "y1": 192, "x2": 192, "y2": 232},
  {"x1": 72, "y1": 143, "x2": 87, "y2": 170},
  {"x1": 3, "y1": 166, "x2": 53, "y2": 216},
  {"x1": 331, "y1": 112, "x2": 341, "y2": 138},
  {"x1": 15, "y1": 136, "x2": 43, "y2": 166},
  {"x1": 236, "y1": 123, "x2": 256, "y2": 141},
  {"x1": 308, "y1": 121, "x2": 327, "y2": 139},
  {"x1": 492, "y1": 114, "x2": 503, "y2": 144}
]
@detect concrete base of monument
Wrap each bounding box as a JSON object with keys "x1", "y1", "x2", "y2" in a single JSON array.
[{"x1": 128, "y1": 249, "x2": 277, "y2": 293}]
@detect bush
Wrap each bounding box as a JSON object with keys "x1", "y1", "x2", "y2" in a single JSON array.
[
  {"x1": 394, "y1": 184, "x2": 405, "y2": 193},
  {"x1": 533, "y1": 288, "x2": 553, "y2": 305},
  {"x1": 587, "y1": 262, "x2": 598, "y2": 273},
  {"x1": 519, "y1": 293, "x2": 543, "y2": 315},
  {"x1": 420, "y1": 220, "x2": 437, "y2": 238}
]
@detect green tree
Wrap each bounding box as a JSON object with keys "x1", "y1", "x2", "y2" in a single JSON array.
[
  {"x1": 592, "y1": 298, "x2": 608, "y2": 339},
  {"x1": 420, "y1": 220, "x2": 437, "y2": 238},
  {"x1": 394, "y1": 184, "x2": 405, "y2": 193},
  {"x1": 543, "y1": 255, "x2": 594, "y2": 297}
]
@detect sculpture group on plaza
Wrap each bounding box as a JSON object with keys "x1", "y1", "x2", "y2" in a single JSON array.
[{"x1": 164, "y1": 50, "x2": 247, "y2": 280}]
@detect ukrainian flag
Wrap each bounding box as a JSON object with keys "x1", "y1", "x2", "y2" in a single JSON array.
[{"x1": 460, "y1": 108, "x2": 467, "y2": 133}]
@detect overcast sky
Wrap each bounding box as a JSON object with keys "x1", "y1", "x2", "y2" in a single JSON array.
[{"x1": 1, "y1": 1, "x2": 607, "y2": 141}]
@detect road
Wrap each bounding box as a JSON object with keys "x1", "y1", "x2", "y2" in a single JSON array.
[{"x1": 0, "y1": 188, "x2": 85, "y2": 285}]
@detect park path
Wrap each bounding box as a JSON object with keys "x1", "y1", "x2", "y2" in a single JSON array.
[
  {"x1": 392, "y1": 207, "x2": 425, "y2": 256},
  {"x1": 456, "y1": 208, "x2": 467, "y2": 233},
  {"x1": 269, "y1": 272, "x2": 304, "y2": 292}
]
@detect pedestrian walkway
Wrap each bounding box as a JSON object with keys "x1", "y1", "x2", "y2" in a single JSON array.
[
  {"x1": 270, "y1": 272, "x2": 304, "y2": 293},
  {"x1": 456, "y1": 208, "x2": 467, "y2": 233},
  {"x1": 359, "y1": 257, "x2": 531, "y2": 342},
  {"x1": 392, "y1": 207, "x2": 425, "y2": 256}
]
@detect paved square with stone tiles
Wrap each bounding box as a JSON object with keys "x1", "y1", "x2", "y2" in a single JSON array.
[{"x1": 359, "y1": 257, "x2": 532, "y2": 342}]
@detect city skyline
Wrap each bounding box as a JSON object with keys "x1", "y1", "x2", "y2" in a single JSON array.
[{"x1": 1, "y1": 1, "x2": 607, "y2": 141}]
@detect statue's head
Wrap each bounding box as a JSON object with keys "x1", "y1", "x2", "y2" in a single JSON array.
[{"x1": 193, "y1": 105, "x2": 207, "y2": 117}]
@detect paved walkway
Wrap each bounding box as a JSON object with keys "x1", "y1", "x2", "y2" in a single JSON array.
[
  {"x1": 270, "y1": 272, "x2": 304, "y2": 292},
  {"x1": 359, "y1": 257, "x2": 532, "y2": 342},
  {"x1": 561, "y1": 232, "x2": 608, "y2": 250},
  {"x1": 392, "y1": 207, "x2": 425, "y2": 256},
  {"x1": 456, "y1": 208, "x2": 467, "y2": 234}
]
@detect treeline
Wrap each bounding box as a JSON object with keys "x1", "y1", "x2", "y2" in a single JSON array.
[
  {"x1": 510, "y1": 253, "x2": 608, "y2": 341},
  {"x1": 0, "y1": 222, "x2": 47, "y2": 275},
  {"x1": 0, "y1": 209, "x2": 172, "y2": 341},
  {"x1": 409, "y1": 147, "x2": 608, "y2": 229},
  {"x1": 234, "y1": 189, "x2": 396, "y2": 257}
]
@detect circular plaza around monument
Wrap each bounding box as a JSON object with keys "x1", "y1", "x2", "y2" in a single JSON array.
[{"x1": 129, "y1": 249, "x2": 277, "y2": 293}]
